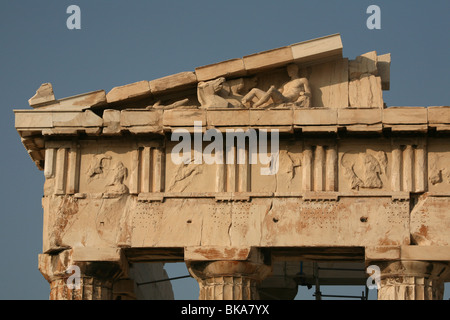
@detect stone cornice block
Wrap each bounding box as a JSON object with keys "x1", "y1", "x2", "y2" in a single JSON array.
[
  {"x1": 163, "y1": 109, "x2": 206, "y2": 127},
  {"x1": 102, "y1": 109, "x2": 121, "y2": 135},
  {"x1": 346, "y1": 124, "x2": 383, "y2": 133},
  {"x1": 106, "y1": 80, "x2": 151, "y2": 104},
  {"x1": 206, "y1": 109, "x2": 250, "y2": 127},
  {"x1": 400, "y1": 246, "x2": 450, "y2": 261},
  {"x1": 42, "y1": 127, "x2": 98, "y2": 136},
  {"x1": 149, "y1": 72, "x2": 197, "y2": 95},
  {"x1": 338, "y1": 108, "x2": 382, "y2": 125},
  {"x1": 294, "y1": 108, "x2": 337, "y2": 125},
  {"x1": 427, "y1": 106, "x2": 450, "y2": 124},
  {"x1": 195, "y1": 58, "x2": 247, "y2": 82},
  {"x1": 128, "y1": 126, "x2": 163, "y2": 134},
  {"x1": 37, "y1": 90, "x2": 107, "y2": 111},
  {"x1": 15, "y1": 110, "x2": 53, "y2": 129},
  {"x1": 243, "y1": 46, "x2": 294, "y2": 73},
  {"x1": 290, "y1": 34, "x2": 343, "y2": 64},
  {"x1": 53, "y1": 110, "x2": 103, "y2": 127},
  {"x1": 120, "y1": 109, "x2": 162, "y2": 127},
  {"x1": 250, "y1": 109, "x2": 293, "y2": 126},
  {"x1": 390, "y1": 124, "x2": 428, "y2": 133},
  {"x1": 297, "y1": 125, "x2": 338, "y2": 133},
  {"x1": 383, "y1": 107, "x2": 428, "y2": 124}
]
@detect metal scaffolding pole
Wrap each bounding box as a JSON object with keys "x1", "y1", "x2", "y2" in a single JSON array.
[{"x1": 313, "y1": 262, "x2": 321, "y2": 300}]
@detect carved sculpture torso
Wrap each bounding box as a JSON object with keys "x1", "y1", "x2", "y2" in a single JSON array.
[{"x1": 240, "y1": 64, "x2": 311, "y2": 109}]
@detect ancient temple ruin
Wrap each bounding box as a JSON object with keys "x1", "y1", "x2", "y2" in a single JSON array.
[{"x1": 15, "y1": 34, "x2": 450, "y2": 300}]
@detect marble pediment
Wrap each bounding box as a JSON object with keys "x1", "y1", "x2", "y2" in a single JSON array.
[
  {"x1": 26, "y1": 34, "x2": 390, "y2": 113},
  {"x1": 23, "y1": 33, "x2": 450, "y2": 173}
]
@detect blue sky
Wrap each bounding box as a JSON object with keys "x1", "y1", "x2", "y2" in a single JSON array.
[{"x1": 0, "y1": 0, "x2": 449, "y2": 300}]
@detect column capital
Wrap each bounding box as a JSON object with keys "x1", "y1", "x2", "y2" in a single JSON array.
[
  {"x1": 186, "y1": 248, "x2": 272, "y2": 300},
  {"x1": 376, "y1": 260, "x2": 448, "y2": 277},
  {"x1": 373, "y1": 260, "x2": 450, "y2": 300},
  {"x1": 187, "y1": 260, "x2": 272, "y2": 300},
  {"x1": 187, "y1": 260, "x2": 272, "y2": 282},
  {"x1": 38, "y1": 248, "x2": 129, "y2": 300}
]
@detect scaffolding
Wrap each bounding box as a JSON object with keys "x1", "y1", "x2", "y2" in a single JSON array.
[{"x1": 309, "y1": 262, "x2": 369, "y2": 300}]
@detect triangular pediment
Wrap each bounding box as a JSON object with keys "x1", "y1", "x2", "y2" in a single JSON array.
[{"x1": 28, "y1": 34, "x2": 383, "y2": 112}]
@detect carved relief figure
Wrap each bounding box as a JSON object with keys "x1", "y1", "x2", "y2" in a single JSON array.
[
  {"x1": 429, "y1": 153, "x2": 450, "y2": 185},
  {"x1": 105, "y1": 161, "x2": 128, "y2": 194},
  {"x1": 362, "y1": 153, "x2": 383, "y2": 188},
  {"x1": 146, "y1": 98, "x2": 191, "y2": 110},
  {"x1": 241, "y1": 64, "x2": 311, "y2": 109},
  {"x1": 281, "y1": 149, "x2": 302, "y2": 181},
  {"x1": 217, "y1": 78, "x2": 245, "y2": 108},
  {"x1": 429, "y1": 155, "x2": 443, "y2": 185},
  {"x1": 167, "y1": 159, "x2": 203, "y2": 192},
  {"x1": 341, "y1": 151, "x2": 386, "y2": 190},
  {"x1": 86, "y1": 154, "x2": 129, "y2": 194},
  {"x1": 86, "y1": 155, "x2": 112, "y2": 182},
  {"x1": 219, "y1": 77, "x2": 258, "y2": 108},
  {"x1": 197, "y1": 77, "x2": 231, "y2": 109},
  {"x1": 274, "y1": 148, "x2": 302, "y2": 192}
]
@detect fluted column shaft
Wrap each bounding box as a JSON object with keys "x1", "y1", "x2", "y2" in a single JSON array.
[{"x1": 48, "y1": 277, "x2": 114, "y2": 300}]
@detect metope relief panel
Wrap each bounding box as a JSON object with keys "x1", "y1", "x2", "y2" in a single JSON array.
[
  {"x1": 429, "y1": 153, "x2": 449, "y2": 188},
  {"x1": 165, "y1": 131, "x2": 281, "y2": 194},
  {"x1": 82, "y1": 153, "x2": 128, "y2": 195},
  {"x1": 165, "y1": 140, "x2": 216, "y2": 193},
  {"x1": 77, "y1": 140, "x2": 139, "y2": 195},
  {"x1": 338, "y1": 140, "x2": 390, "y2": 192},
  {"x1": 275, "y1": 142, "x2": 303, "y2": 193},
  {"x1": 427, "y1": 138, "x2": 450, "y2": 194},
  {"x1": 251, "y1": 140, "x2": 302, "y2": 193},
  {"x1": 341, "y1": 150, "x2": 387, "y2": 190}
]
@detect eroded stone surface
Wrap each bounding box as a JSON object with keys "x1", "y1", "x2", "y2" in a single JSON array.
[
  {"x1": 29, "y1": 83, "x2": 56, "y2": 107},
  {"x1": 14, "y1": 34, "x2": 450, "y2": 300},
  {"x1": 106, "y1": 80, "x2": 151, "y2": 103}
]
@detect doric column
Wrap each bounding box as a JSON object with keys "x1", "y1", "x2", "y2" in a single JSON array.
[
  {"x1": 376, "y1": 260, "x2": 449, "y2": 300},
  {"x1": 187, "y1": 260, "x2": 272, "y2": 300},
  {"x1": 38, "y1": 249, "x2": 128, "y2": 300}
]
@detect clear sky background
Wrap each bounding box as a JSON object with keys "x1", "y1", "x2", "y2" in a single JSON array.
[{"x1": 0, "y1": 0, "x2": 449, "y2": 300}]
